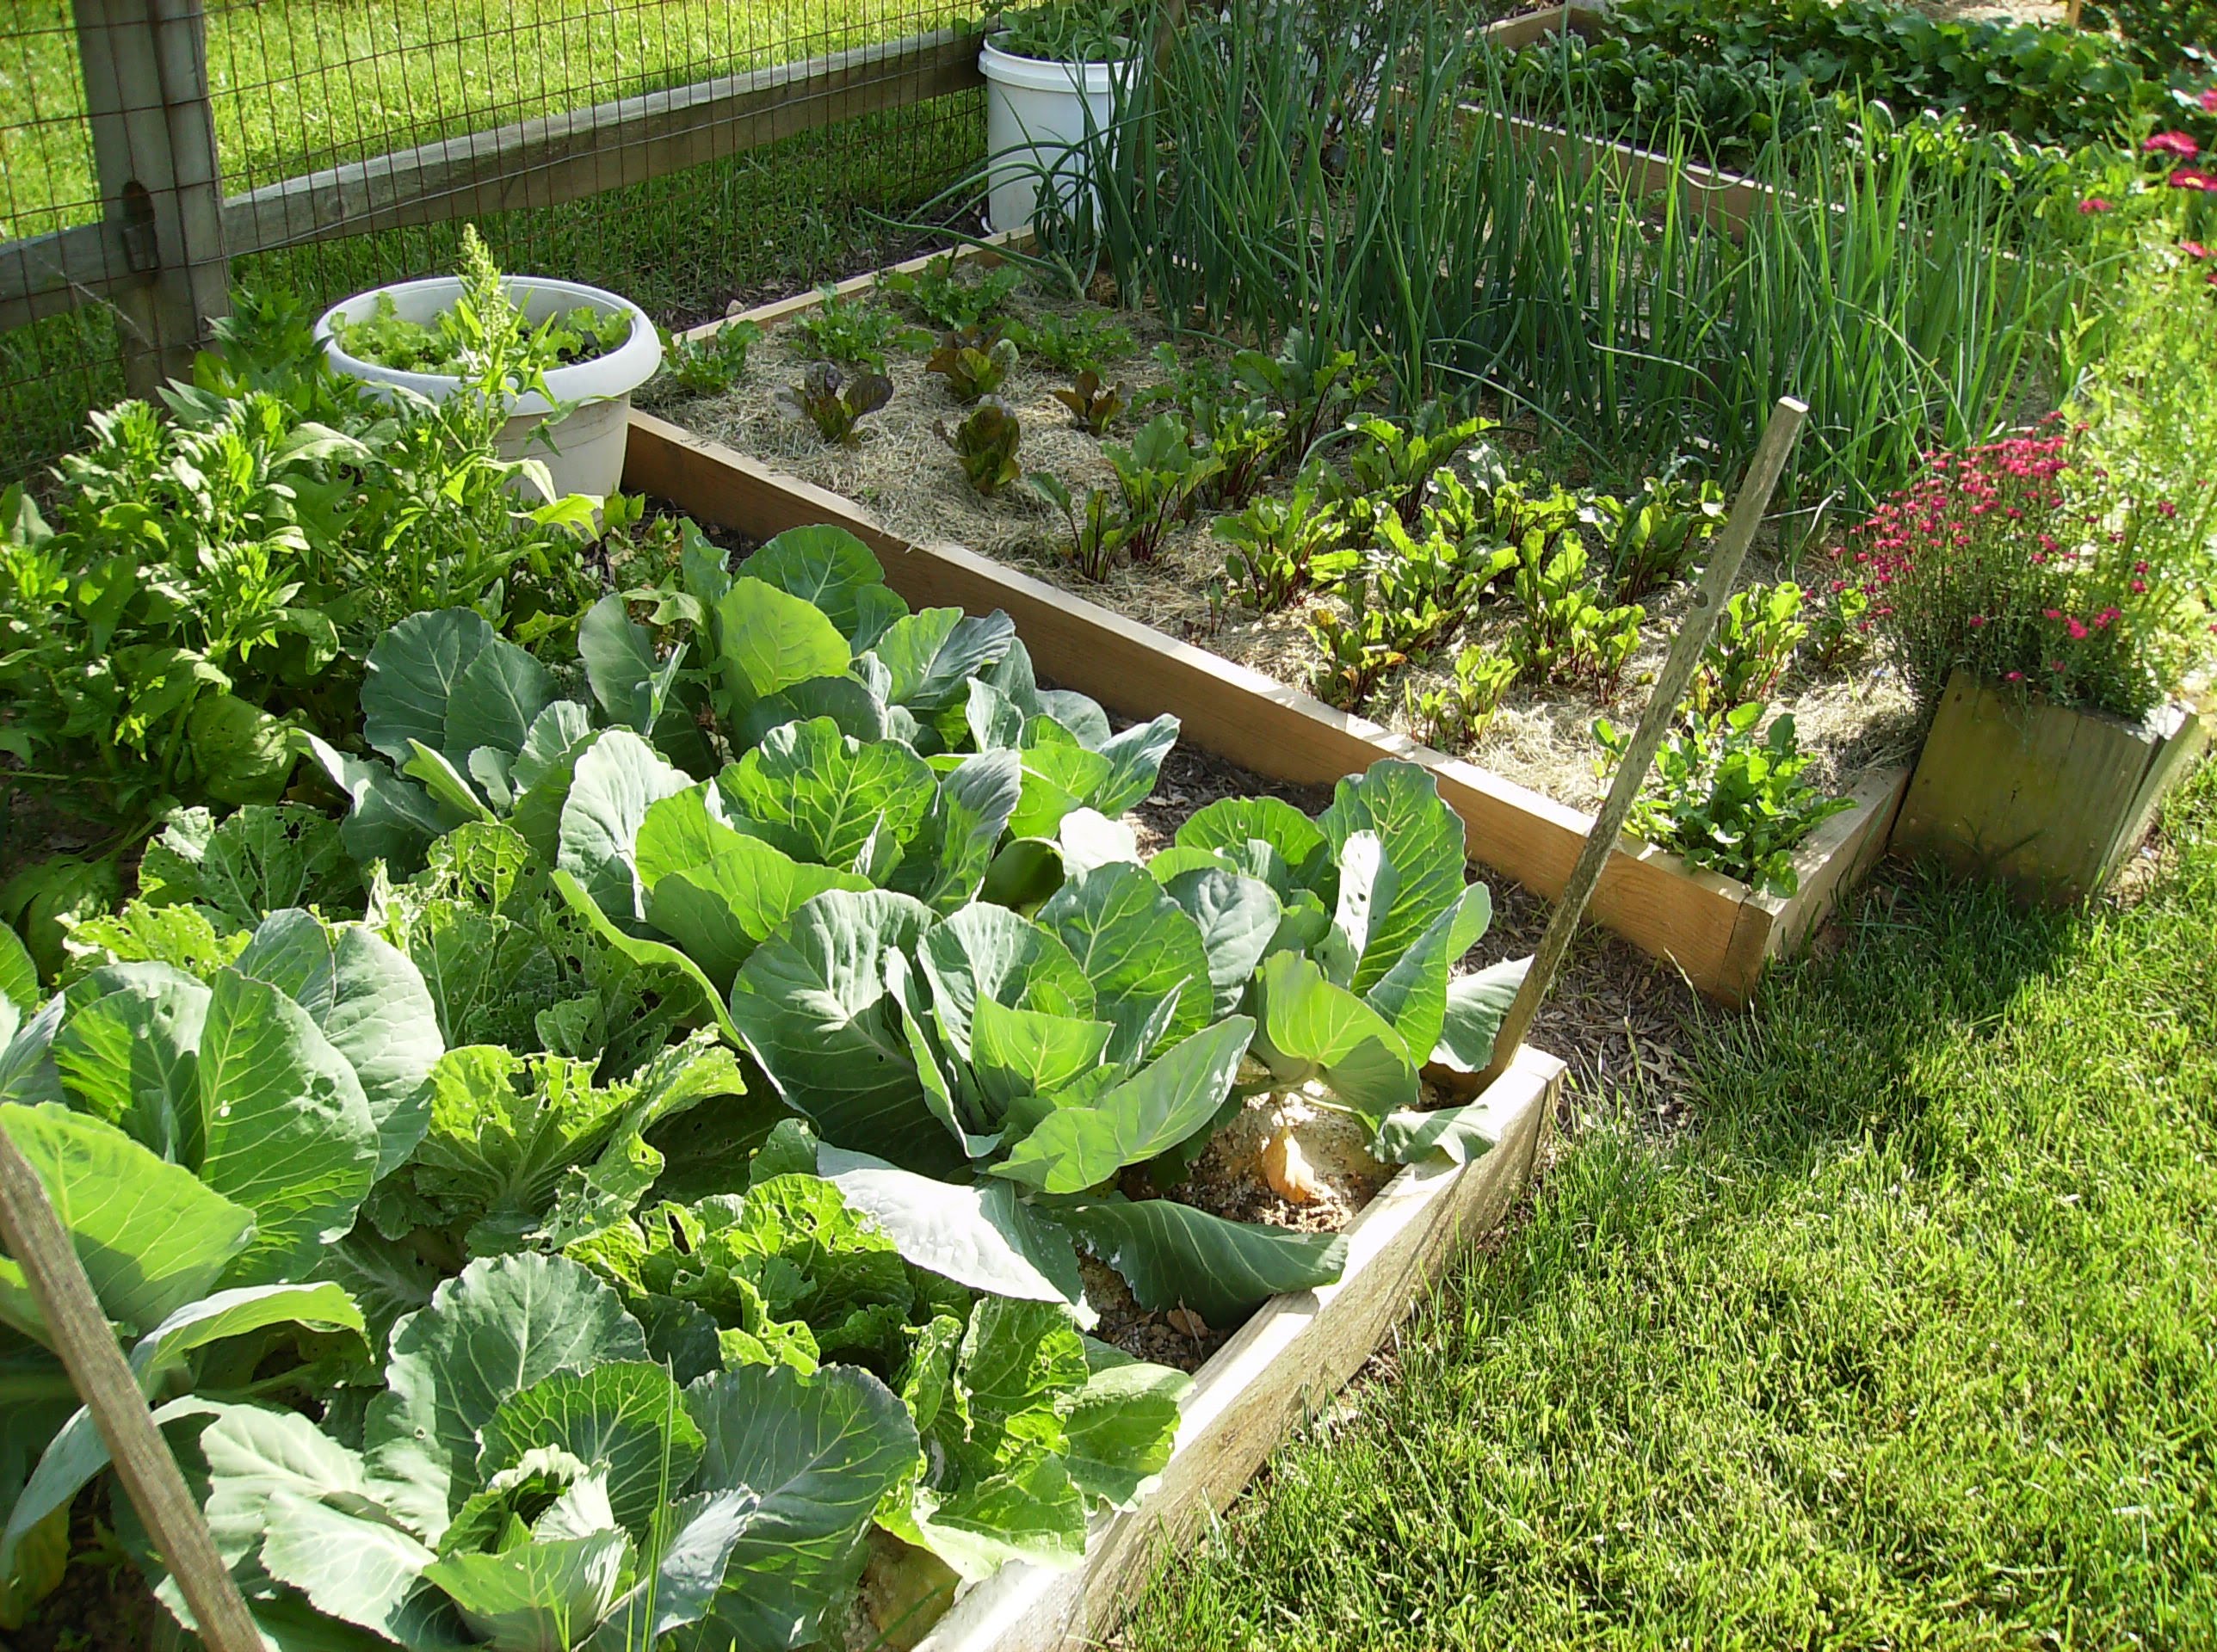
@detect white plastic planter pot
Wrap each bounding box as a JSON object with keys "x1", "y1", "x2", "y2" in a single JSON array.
[
  {"x1": 315, "y1": 274, "x2": 662, "y2": 500},
  {"x1": 979, "y1": 34, "x2": 1135, "y2": 237}
]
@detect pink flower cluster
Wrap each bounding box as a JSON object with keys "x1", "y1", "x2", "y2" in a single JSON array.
[
  {"x1": 1832, "y1": 422, "x2": 2183, "y2": 715},
  {"x1": 1839, "y1": 431, "x2": 2075, "y2": 628}
]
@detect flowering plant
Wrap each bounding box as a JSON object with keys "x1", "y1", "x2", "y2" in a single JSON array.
[{"x1": 1837, "y1": 422, "x2": 2208, "y2": 722}]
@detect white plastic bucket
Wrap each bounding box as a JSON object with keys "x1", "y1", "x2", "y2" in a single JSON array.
[
  {"x1": 315, "y1": 274, "x2": 662, "y2": 501},
  {"x1": 979, "y1": 34, "x2": 1135, "y2": 237}
]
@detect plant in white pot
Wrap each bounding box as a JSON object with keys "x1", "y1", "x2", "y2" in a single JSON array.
[
  {"x1": 316, "y1": 226, "x2": 662, "y2": 499},
  {"x1": 1844, "y1": 422, "x2": 2213, "y2": 903},
  {"x1": 979, "y1": 3, "x2": 1141, "y2": 236}
]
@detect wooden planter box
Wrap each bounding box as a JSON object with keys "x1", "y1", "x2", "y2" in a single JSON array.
[
  {"x1": 1891, "y1": 668, "x2": 2209, "y2": 904},
  {"x1": 1454, "y1": 4, "x2": 1784, "y2": 243},
  {"x1": 911, "y1": 1045, "x2": 1565, "y2": 1652},
  {"x1": 625, "y1": 410, "x2": 1905, "y2": 1006}
]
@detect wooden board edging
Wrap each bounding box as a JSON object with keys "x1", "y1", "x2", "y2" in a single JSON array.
[{"x1": 911, "y1": 1045, "x2": 1565, "y2": 1652}]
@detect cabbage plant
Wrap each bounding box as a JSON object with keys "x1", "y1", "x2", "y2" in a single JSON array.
[
  {"x1": 176, "y1": 1252, "x2": 922, "y2": 1652},
  {"x1": 0, "y1": 903, "x2": 448, "y2": 1623},
  {"x1": 722, "y1": 758, "x2": 1531, "y2": 1331}
]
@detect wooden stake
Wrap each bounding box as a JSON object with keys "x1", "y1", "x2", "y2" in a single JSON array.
[
  {"x1": 1477, "y1": 397, "x2": 1810, "y2": 1083},
  {"x1": 0, "y1": 1122, "x2": 263, "y2": 1652}
]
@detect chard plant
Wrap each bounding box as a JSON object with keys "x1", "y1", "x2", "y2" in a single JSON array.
[
  {"x1": 1307, "y1": 594, "x2": 1407, "y2": 712},
  {"x1": 926, "y1": 324, "x2": 1022, "y2": 403},
  {"x1": 1104, "y1": 413, "x2": 1222, "y2": 563},
  {"x1": 1213, "y1": 480, "x2": 1354, "y2": 613},
  {"x1": 1810, "y1": 577, "x2": 1871, "y2": 668},
  {"x1": 1029, "y1": 471, "x2": 1132, "y2": 582},
  {"x1": 939, "y1": 399, "x2": 1026, "y2": 495},
  {"x1": 1231, "y1": 328, "x2": 1376, "y2": 469},
  {"x1": 653, "y1": 317, "x2": 761, "y2": 397},
  {"x1": 1601, "y1": 460, "x2": 1728, "y2": 601},
  {"x1": 1372, "y1": 509, "x2": 1518, "y2": 620},
  {"x1": 1691, "y1": 581, "x2": 1806, "y2": 720},
  {"x1": 1191, "y1": 395, "x2": 1288, "y2": 509},
  {"x1": 1405, "y1": 644, "x2": 1518, "y2": 750},
  {"x1": 885, "y1": 255, "x2": 1025, "y2": 331},
  {"x1": 1052, "y1": 368, "x2": 1129, "y2": 435},
  {"x1": 1335, "y1": 409, "x2": 1491, "y2": 529},
  {"x1": 788, "y1": 289, "x2": 929, "y2": 369},
  {"x1": 775, "y1": 361, "x2": 894, "y2": 445},
  {"x1": 1509, "y1": 537, "x2": 1646, "y2": 697}
]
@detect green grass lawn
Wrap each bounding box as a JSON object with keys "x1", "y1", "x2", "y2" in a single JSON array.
[
  {"x1": 0, "y1": 0, "x2": 979, "y2": 237},
  {"x1": 1121, "y1": 767, "x2": 2217, "y2": 1649}
]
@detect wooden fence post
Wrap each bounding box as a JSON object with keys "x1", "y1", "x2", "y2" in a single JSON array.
[
  {"x1": 1475, "y1": 398, "x2": 1809, "y2": 1085},
  {"x1": 71, "y1": 0, "x2": 231, "y2": 396}
]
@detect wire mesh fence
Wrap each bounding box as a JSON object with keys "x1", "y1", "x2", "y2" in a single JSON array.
[{"x1": 0, "y1": 0, "x2": 991, "y2": 484}]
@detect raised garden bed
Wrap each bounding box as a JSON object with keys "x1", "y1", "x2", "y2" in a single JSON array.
[
  {"x1": 912, "y1": 1044, "x2": 1563, "y2": 1652},
  {"x1": 1453, "y1": 5, "x2": 1797, "y2": 243},
  {"x1": 628, "y1": 260, "x2": 1911, "y2": 1008}
]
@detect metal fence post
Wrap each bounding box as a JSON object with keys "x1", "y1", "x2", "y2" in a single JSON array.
[{"x1": 71, "y1": 0, "x2": 231, "y2": 396}]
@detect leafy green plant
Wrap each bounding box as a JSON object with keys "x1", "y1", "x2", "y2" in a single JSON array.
[
  {"x1": 2079, "y1": 0, "x2": 2217, "y2": 75},
  {"x1": 1511, "y1": 0, "x2": 2205, "y2": 157},
  {"x1": 1193, "y1": 397, "x2": 1288, "y2": 509},
  {"x1": 1595, "y1": 701, "x2": 1855, "y2": 895},
  {"x1": 1214, "y1": 482, "x2": 1354, "y2": 613},
  {"x1": 1810, "y1": 576, "x2": 1871, "y2": 669},
  {"x1": 939, "y1": 399, "x2": 1026, "y2": 496},
  {"x1": 654, "y1": 317, "x2": 761, "y2": 396},
  {"x1": 1104, "y1": 413, "x2": 1222, "y2": 563},
  {"x1": 1337, "y1": 409, "x2": 1491, "y2": 529},
  {"x1": 1405, "y1": 644, "x2": 1518, "y2": 750},
  {"x1": 329, "y1": 228, "x2": 632, "y2": 377},
  {"x1": 885, "y1": 255, "x2": 1026, "y2": 331},
  {"x1": 775, "y1": 361, "x2": 894, "y2": 445},
  {"x1": 180, "y1": 1252, "x2": 921, "y2": 1650},
  {"x1": 1052, "y1": 368, "x2": 1129, "y2": 436},
  {"x1": 1510, "y1": 538, "x2": 1644, "y2": 696},
  {"x1": 789, "y1": 289, "x2": 929, "y2": 369},
  {"x1": 1232, "y1": 328, "x2": 1375, "y2": 469},
  {"x1": 1603, "y1": 462, "x2": 1729, "y2": 602},
  {"x1": 0, "y1": 897, "x2": 448, "y2": 1615},
  {"x1": 996, "y1": 0, "x2": 1138, "y2": 62},
  {"x1": 0, "y1": 297, "x2": 597, "y2": 829},
  {"x1": 570, "y1": 1162, "x2": 1189, "y2": 1576},
  {"x1": 1692, "y1": 582, "x2": 1806, "y2": 721},
  {"x1": 727, "y1": 760, "x2": 1532, "y2": 1328},
  {"x1": 1010, "y1": 309, "x2": 1138, "y2": 375},
  {"x1": 1307, "y1": 594, "x2": 1407, "y2": 712},
  {"x1": 1372, "y1": 508, "x2": 1518, "y2": 620},
  {"x1": 927, "y1": 324, "x2": 1022, "y2": 403},
  {"x1": 1030, "y1": 472, "x2": 1132, "y2": 582}
]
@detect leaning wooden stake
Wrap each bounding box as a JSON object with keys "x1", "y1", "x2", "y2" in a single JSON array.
[
  {"x1": 0, "y1": 1123, "x2": 263, "y2": 1652},
  {"x1": 1478, "y1": 397, "x2": 1810, "y2": 1083}
]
